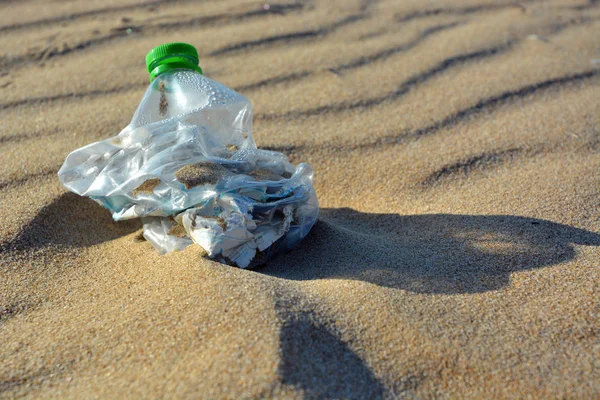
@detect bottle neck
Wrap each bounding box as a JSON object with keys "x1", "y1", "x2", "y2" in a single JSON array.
[{"x1": 149, "y1": 62, "x2": 202, "y2": 82}]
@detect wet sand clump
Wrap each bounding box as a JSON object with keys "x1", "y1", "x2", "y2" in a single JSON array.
[
  {"x1": 175, "y1": 162, "x2": 230, "y2": 189},
  {"x1": 158, "y1": 81, "x2": 168, "y2": 116},
  {"x1": 167, "y1": 224, "x2": 188, "y2": 238},
  {"x1": 248, "y1": 168, "x2": 284, "y2": 181},
  {"x1": 131, "y1": 178, "x2": 161, "y2": 197}
]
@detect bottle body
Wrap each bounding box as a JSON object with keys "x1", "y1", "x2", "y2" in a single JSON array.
[{"x1": 131, "y1": 69, "x2": 255, "y2": 155}]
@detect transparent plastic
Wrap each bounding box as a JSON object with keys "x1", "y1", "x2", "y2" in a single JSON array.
[{"x1": 58, "y1": 69, "x2": 318, "y2": 268}]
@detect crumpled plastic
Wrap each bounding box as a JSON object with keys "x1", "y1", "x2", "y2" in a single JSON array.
[{"x1": 58, "y1": 70, "x2": 318, "y2": 268}]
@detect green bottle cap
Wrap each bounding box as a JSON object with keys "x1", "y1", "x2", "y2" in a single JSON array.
[{"x1": 145, "y1": 42, "x2": 203, "y2": 82}]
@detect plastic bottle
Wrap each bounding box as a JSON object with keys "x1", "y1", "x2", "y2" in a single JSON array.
[{"x1": 58, "y1": 42, "x2": 318, "y2": 268}]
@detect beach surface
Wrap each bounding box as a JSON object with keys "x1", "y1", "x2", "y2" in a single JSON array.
[{"x1": 1, "y1": 0, "x2": 600, "y2": 398}]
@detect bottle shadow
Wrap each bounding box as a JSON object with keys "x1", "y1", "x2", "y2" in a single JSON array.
[
  {"x1": 1, "y1": 192, "x2": 140, "y2": 252},
  {"x1": 5, "y1": 197, "x2": 600, "y2": 295},
  {"x1": 261, "y1": 208, "x2": 600, "y2": 294}
]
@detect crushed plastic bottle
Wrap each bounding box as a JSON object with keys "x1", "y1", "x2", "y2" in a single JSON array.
[{"x1": 58, "y1": 42, "x2": 318, "y2": 268}]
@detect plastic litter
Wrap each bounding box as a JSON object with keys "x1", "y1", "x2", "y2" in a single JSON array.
[{"x1": 58, "y1": 42, "x2": 318, "y2": 268}]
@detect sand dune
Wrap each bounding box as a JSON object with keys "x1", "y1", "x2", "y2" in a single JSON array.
[{"x1": 1, "y1": 0, "x2": 600, "y2": 398}]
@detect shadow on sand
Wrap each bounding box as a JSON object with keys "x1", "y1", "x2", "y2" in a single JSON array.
[
  {"x1": 1, "y1": 192, "x2": 140, "y2": 252},
  {"x1": 5, "y1": 200, "x2": 598, "y2": 397},
  {"x1": 262, "y1": 208, "x2": 600, "y2": 294},
  {"x1": 267, "y1": 208, "x2": 600, "y2": 397},
  {"x1": 278, "y1": 311, "x2": 387, "y2": 399},
  {"x1": 5, "y1": 197, "x2": 599, "y2": 295}
]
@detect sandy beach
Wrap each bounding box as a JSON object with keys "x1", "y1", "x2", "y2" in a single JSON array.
[{"x1": 1, "y1": 0, "x2": 600, "y2": 398}]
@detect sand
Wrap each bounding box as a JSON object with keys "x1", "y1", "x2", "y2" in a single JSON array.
[
  {"x1": 1, "y1": 0, "x2": 599, "y2": 398},
  {"x1": 175, "y1": 162, "x2": 231, "y2": 189}
]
